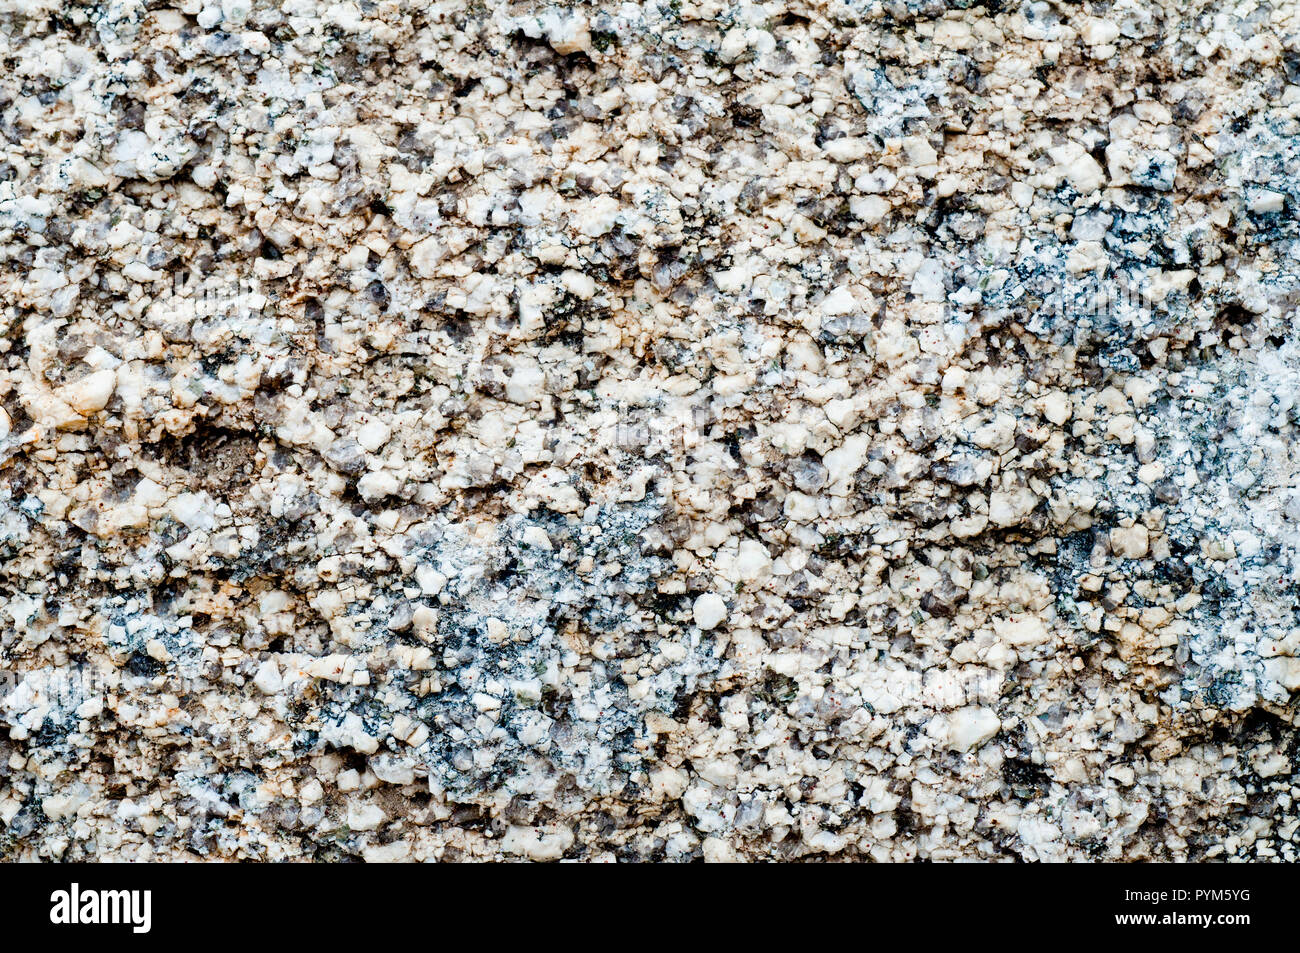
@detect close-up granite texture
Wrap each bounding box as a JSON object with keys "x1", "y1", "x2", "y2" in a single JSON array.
[{"x1": 2, "y1": 0, "x2": 1300, "y2": 862}]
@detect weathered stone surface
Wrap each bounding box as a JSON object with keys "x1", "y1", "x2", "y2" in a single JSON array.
[{"x1": 2, "y1": 0, "x2": 1300, "y2": 862}]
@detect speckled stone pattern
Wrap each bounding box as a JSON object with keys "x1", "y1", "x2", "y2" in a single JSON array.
[{"x1": 1, "y1": 0, "x2": 1299, "y2": 862}]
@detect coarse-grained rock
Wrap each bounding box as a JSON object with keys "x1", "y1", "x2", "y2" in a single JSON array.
[{"x1": 2, "y1": 0, "x2": 1300, "y2": 863}]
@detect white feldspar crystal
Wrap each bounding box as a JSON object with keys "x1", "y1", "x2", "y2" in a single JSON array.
[
  {"x1": 946, "y1": 708, "x2": 1001, "y2": 753},
  {"x1": 693, "y1": 593, "x2": 728, "y2": 631},
  {"x1": 57, "y1": 369, "x2": 116, "y2": 415}
]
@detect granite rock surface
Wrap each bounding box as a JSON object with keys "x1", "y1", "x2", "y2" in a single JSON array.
[{"x1": 3, "y1": 0, "x2": 1300, "y2": 861}]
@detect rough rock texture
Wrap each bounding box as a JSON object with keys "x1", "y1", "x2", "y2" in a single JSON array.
[{"x1": 3, "y1": 0, "x2": 1300, "y2": 862}]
